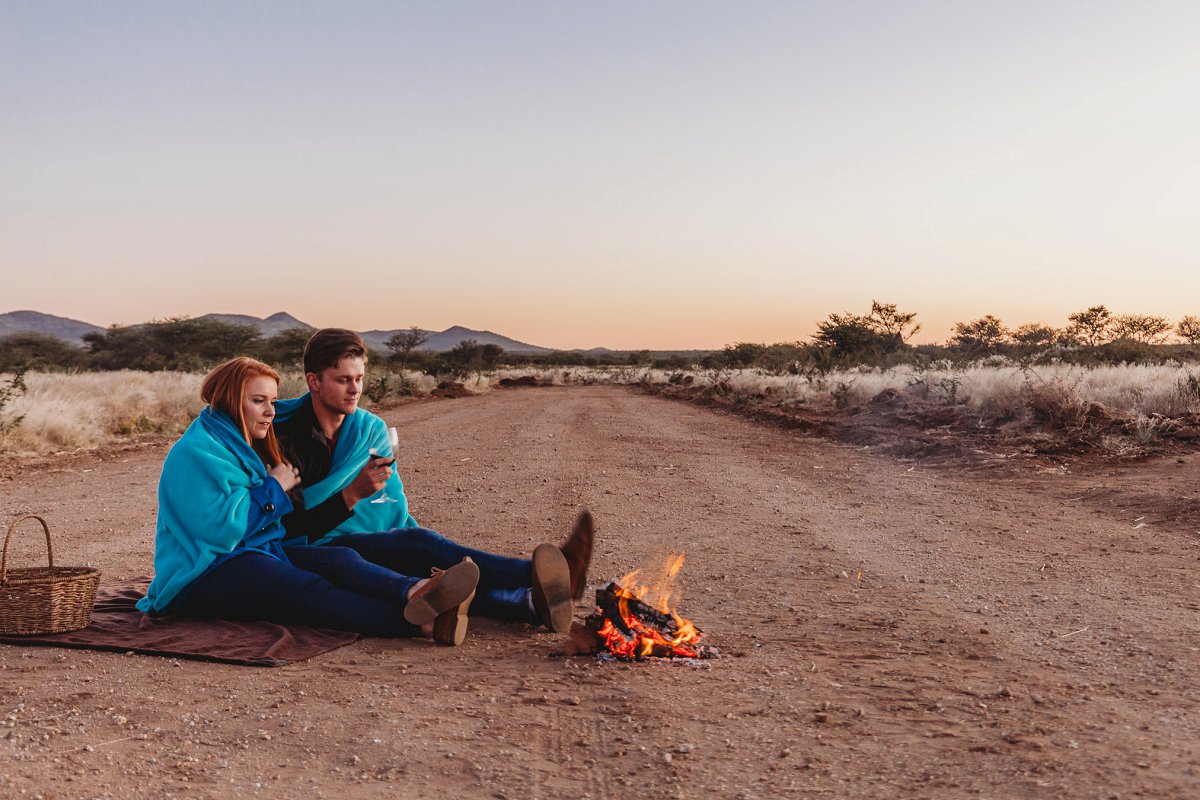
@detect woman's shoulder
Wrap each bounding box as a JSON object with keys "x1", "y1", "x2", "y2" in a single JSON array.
[{"x1": 163, "y1": 415, "x2": 241, "y2": 473}]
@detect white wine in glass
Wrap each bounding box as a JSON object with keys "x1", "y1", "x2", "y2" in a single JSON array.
[{"x1": 369, "y1": 426, "x2": 400, "y2": 504}]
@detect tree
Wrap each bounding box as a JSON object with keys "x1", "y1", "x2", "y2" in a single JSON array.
[
  {"x1": 1065, "y1": 305, "x2": 1113, "y2": 346},
  {"x1": 949, "y1": 315, "x2": 1010, "y2": 356},
  {"x1": 758, "y1": 342, "x2": 810, "y2": 375},
  {"x1": 813, "y1": 313, "x2": 882, "y2": 358},
  {"x1": 0, "y1": 333, "x2": 87, "y2": 371},
  {"x1": 1111, "y1": 314, "x2": 1171, "y2": 344},
  {"x1": 625, "y1": 350, "x2": 652, "y2": 366},
  {"x1": 438, "y1": 340, "x2": 505, "y2": 378},
  {"x1": 1176, "y1": 315, "x2": 1200, "y2": 345},
  {"x1": 259, "y1": 327, "x2": 312, "y2": 366},
  {"x1": 866, "y1": 300, "x2": 921, "y2": 347},
  {"x1": 1010, "y1": 323, "x2": 1060, "y2": 351},
  {"x1": 721, "y1": 342, "x2": 765, "y2": 368},
  {"x1": 811, "y1": 301, "x2": 920, "y2": 365},
  {"x1": 385, "y1": 327, "x2": 430, "y2": 370},
  {"x1": 85, "y1": 318, "x2": 262, "y2": 370}
]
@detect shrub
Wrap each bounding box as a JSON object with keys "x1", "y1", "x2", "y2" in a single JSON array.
[
  {"x1": 258, "y1": 327, "x2": 312, "y2": 367},
  {"x1": 0, "y1": 333, "x2": 88, "y2": 371},
  {"x1": 0, "y1": 368, "x2": 28, "y2": 440},
  {"x1": 432, "y1": 340, "x2": 505, "y2": 379},
  {"x1": 85, "y1": 318, "x2": 262, "y2": 371}
]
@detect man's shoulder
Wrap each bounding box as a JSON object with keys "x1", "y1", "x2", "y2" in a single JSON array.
[
  {"x1": 352, "y1": 406, "x2": 384, "y2": 426},
  {"x1": 341, "y1": 404, "x2": 383, "y2": 431}
]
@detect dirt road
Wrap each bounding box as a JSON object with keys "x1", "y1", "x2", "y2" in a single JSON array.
[{"x1": 2, "y1": 385, "x2": 1198, "y2": 798}]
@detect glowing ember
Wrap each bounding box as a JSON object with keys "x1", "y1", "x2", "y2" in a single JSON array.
[{"x1": 574, "y1": 553, "x2": 717, "y2": 661}]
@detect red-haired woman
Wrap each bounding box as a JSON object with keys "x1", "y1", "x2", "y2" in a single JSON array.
[{"x1": 136, "y1": 357, "x2": 478, "y2": 644}]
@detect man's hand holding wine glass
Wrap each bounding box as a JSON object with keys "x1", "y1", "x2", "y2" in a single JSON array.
[{"x1": 340, "y1": 426, "x2": 400, "y2": 507}]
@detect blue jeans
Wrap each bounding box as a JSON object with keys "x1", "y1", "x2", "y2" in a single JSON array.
[
  {"x1": 329, "y1": 528, "x2": 537, "y2": 624},
  {"x1": 171, "y1": 546, "x2": 424, "y2": 637}
]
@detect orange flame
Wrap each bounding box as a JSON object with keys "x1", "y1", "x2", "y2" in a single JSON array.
[
  {"x1": 615, "y1": 552, "x2": 686, "y2": 614},
  {"x1": 598, "y1": 553, "x2": 704, "y2": 659}
]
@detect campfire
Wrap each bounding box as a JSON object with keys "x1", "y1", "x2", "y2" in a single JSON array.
[{"x1": 569, "y1": 554, "x2": 717, "y2": 662}]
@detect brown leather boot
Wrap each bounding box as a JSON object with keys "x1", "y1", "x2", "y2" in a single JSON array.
[
  {"x1": 531, "y1": 543, "x2": 573, "y2": 633},
  {"x1": 431, "y1": 589, "x2": 475, "y2": 646},
  {"x1": 560, "y1": 509, "x2": 594, "y2": 601},
  {"x1": 404, "y1": 558, "x2": 480, "y2": 627}
]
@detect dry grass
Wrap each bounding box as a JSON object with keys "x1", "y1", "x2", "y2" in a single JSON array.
[
  {"x1": 0, "y1": 371, "x2": 204, "y2": 455},
  {"x1": 3, "y1": 363, "x2": 1198, "y2": 456},
  {"x1": 679, "y1": 363, "x2": 1200, "y2": 420}
]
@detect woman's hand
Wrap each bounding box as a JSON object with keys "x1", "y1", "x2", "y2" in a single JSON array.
[
  {"x1": 269, "y1": 461, "x2": 301, "y2": 493},
  {"x1": 340, "y1": 457, "x2": 393, "y2": 508}
]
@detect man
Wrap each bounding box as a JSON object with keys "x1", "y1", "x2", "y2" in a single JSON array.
[{"x1": 273, "y1": 328, "x2": 593, "y2": 634}]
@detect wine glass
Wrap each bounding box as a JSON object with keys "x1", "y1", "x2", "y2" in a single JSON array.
[{"x1": 369, "y1": 426, "x2": 400, "y2": 504}]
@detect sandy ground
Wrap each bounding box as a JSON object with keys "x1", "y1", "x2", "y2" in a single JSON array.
[{"x1": 1, "y1": 384, "x2": 1198, "y2": 799}]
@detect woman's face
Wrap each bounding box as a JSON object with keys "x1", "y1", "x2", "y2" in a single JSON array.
[{"x1": 242, "y1": 374, "x2": 279, "y2": 440}]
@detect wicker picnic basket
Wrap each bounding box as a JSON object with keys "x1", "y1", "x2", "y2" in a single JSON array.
[{"x1": 0, "y1": 514, "x2": 100, "y2": 635}]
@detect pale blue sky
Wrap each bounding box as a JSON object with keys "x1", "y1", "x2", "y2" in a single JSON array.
[{"x1": 3, "y1": 1, "x2": 1197, "y2": 349}]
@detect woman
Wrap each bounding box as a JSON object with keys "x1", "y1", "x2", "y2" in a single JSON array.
[{"x1": 137, "y1": 357, "x2": 479, "y2": 645}]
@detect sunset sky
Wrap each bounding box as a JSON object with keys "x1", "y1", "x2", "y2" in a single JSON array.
[{"x1": 3, "y1": 2, "x2": 1198, "y2": 350}]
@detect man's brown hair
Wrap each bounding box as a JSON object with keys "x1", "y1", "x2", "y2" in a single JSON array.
[{"x1": 303, "y1": 328, "x2": 368, "y2": 375}]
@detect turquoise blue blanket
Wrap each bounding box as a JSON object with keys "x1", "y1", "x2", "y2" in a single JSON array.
[
  {"x1": 274, "y1": 395, "x2": 417, "y2": 545},
  {"x1": 137, "y1": 409, "x2": 287, "y2": 613}
]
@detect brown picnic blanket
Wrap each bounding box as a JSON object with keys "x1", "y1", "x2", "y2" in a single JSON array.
[{"x1": 0, "y1": 579, "x2": 359, "y2": 666}]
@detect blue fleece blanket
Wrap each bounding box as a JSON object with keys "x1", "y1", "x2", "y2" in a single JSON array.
[
  {"x1": 137, "y1": 409, "x2": 287, "y2": 614},
  {"x1": 273, "y1": 395, "x2": 417, "y2": 545}
]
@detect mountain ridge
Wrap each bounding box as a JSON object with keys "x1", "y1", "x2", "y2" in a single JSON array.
[
  {"x1": 0, "y1": 310, "x2": 104, "y2": 344},
  {"x1": 0, "y1": 309, "x2": 556, "y2": 353}
]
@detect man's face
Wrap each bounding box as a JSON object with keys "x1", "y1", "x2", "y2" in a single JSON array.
[{"x1": 307, "y1": 356, "x2": 365, "y2": 417}]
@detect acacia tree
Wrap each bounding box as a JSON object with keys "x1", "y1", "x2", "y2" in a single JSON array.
[
  {"x1": 1065, "y1": 305, "x2": 1113, "y2": 346},
  {"x1": 866, "y1": 300, "x2": 921, "y2": 346},
  {"x1": 949, "y1": 315, "x2": 1010, "y2": 357},
  {"x1": 385, "y1": 326, "x2": 430, "y2": 370},
  {"x1": 1174, "y1": 315, "x2": 1200, "y2": 344},
  {"x1": 438, "y1": 340, "x2": 505, "y2": 378},
  {"x1": 1111, "y1": 314, "x2": 1171, "y2": 344},
  {"x1": 1010, "y1": 323, "x2": 1060, "y2": 351},
  {"x1": 812, "y1": 300, "x2": 919, "y2": 365},
  {"x1": 813, "y1": 313, "x2": 885, "y2": 358}
]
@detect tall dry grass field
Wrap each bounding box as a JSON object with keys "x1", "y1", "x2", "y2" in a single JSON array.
[
  {"x1": 700, "y1": 362, "x2": 1200, "y2": 419},
  {"x1": 2, "y1": 363, "x2": 1198, "y2": 456},
  {"x1": 0, "y1": 369, "x2": 423, "y2": 456},
  {"x1": 0, "y1": 371, "x2": 204, "y2": 455}
]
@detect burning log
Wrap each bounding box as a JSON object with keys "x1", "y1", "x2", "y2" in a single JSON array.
[{"x1": 571, "y1": 580, "x2": 718, "y2": 662}]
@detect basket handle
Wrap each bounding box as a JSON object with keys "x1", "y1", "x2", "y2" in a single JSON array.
[{"x1": 2, "y1": 514, "x2": 53, "y2": 584}]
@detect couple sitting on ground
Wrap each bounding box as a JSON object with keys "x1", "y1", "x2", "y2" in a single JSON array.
[{"x1": 137, "y1": 328, "x2": 594, "y2": 645}]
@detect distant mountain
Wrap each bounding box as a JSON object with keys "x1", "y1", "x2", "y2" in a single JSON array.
[
  {"x1": 0, "y1": 310, "x2": 555, "y2": 354},
  {"x1": 0, "y1": 310, "x2": 103, "y2": 346},
  {"x1": 359, "y1": 325, "x2": 550, "y2": 355},
  {"x1": 199, "y1": 312, "x2": 314, "y2": 339}
]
